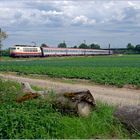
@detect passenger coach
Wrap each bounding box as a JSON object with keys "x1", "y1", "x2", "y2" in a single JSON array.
[{"x1": 41, "y1": 47, "x2": 111, "y2": 56}]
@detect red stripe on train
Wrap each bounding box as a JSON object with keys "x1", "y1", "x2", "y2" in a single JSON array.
[{"x1": 11, "y1": 52, "x2": 41, "y2": 54}]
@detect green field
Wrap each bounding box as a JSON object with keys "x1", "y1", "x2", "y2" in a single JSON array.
[
  {"x1": 0, "y1": 79, "x2": 140, "y2": 139},
  {"x1": 0, "y1": 55, "x2": 140, "y2": 87}
]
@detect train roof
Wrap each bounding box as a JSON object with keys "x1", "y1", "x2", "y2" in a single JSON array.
[
  {"x1": 11, "y1": 45, "x2": 110, "y2": 51},
  {"x1": 41, "y1": 47, "x2": 108, "y2": 51},
  {"x1": 14, "y1": 45, "x2": 37, "y2": 47}
]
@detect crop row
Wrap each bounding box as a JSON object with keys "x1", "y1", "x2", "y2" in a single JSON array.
[
  {"x1": 0, "y1": 66, "x2": 140, "y2": 87},
  {"x1": 0, "y1": 55, "x2": 140, "y2": 87}
]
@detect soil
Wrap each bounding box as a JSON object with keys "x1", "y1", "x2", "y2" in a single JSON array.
[{"x1": 0, "y1": 73, "x2": 140, "y2": 106}]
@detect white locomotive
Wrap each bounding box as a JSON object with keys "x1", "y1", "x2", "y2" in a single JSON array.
[
  {"x1": 9, "y1": 45, "x2": 112, "y2": 57},
  {"x1": 10, "y1": 45, "x2": 42, "y2": 57}
]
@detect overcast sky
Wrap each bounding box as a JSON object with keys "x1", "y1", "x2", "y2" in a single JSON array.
[{"x1": 1, "y1": 0, "x2": 140, "y2": 48}]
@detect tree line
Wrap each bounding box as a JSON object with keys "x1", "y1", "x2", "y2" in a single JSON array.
[
  {"x1": 127, "y1": 43, "x2": 140, "y2": 52},
  {"x1": 41, "y1": 42, "x2": 101, "y2": 49},
  {"x1": 112, "y1": 43, "x2": 140, "y2": 54},
  {"x1": 57, "y1": 42, "x2": 100, "y2": 49}
]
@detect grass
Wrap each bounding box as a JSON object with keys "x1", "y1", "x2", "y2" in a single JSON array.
[
  {"x1": 0, "y1": 79, "x2": 140, "y2": 139},
  {"x1": 60, "y1": 102, "x2": 129, "y2": 139}
]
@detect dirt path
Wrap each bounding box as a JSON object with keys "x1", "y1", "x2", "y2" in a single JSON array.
[{"x1": 0, "y1": 73, "x2": 140, "y2": 106}]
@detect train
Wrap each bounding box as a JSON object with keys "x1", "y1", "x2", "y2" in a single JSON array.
[{"x1": 9, "y1": 45, "x2": 113, "y2": 57}]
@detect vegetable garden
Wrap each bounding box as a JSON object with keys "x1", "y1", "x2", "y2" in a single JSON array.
[{"x1": 0, "y1": 55, "x2": 140, "y2": 87}]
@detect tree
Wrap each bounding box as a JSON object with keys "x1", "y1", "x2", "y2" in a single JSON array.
[
  {"x1": 73, "y1": 45, "x2": 77, "y2": 48},
  {"x1": 135, "y1": 44, "x2": 140, "y2": 52},
  {"x1": 2, "y1": 49, "x2": 9, "y2": 56},
  {"x1": 40, "y1": 43, "x2": 49, "y2": 48},
  {"x1": 78, "y1": 43, "x2": 88, "y2": 49},
  {"x1": 89, "y1": 43, "x2": 100, "y2": 49},
  {"x1": 58, "y1": 42, "x2": 67, "y2": 48},
  {"x1": 127, "y1": 43, "x2": 134, "y2": 50},
  {"x1": 0, "y1": 28, "x2": 8, "y2": 57}
]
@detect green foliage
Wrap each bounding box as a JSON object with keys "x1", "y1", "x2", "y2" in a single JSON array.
[
  {"x1": 78, "y1": 43, "x2": 101, "y2": 49},
  {"x1": 0, "y1": 80, "x2": 139, "y2": 139},
  {"x1": 2, "y1": 49, "x2": 9, "y2": 56},
  {"x1": 127, "y1": 43, "x2": 135, "y2": 50},
  {"x1": 40, "y1": 43, "x2": 49, "y2": 48},
  {"x1": 0, "y1": 55, "x2": 140, "y2": 87},
  {"x1": 135, "y1": 44, "x2": 140, "y2": 52},
  {"x1": 124, "y1": 43, "x2": 140, "y2": 54},
  {"x1": 60, "y1": 102, "x2": 130, "y2": 139},
  {"x1": 58, "y1": 42, "x2": 67, "y2": 48},
  {"x1": 79, "y1": 43, "x2": 88, "y2": 49},
  {"x1": 0, "y1": 101, "x2": 62, "y2": 139},
  {"x1": 73, "y1": 45, "x2": 77, "y2": 48},
  {"x1": 0, "y1": 79, "x2": 62, "y2": 139},
  {"x1": 89, "y1": 43, "x2": 100, "y2": 49}
]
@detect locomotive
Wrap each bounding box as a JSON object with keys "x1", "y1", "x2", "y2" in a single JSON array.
[{"x1": 9, "y1": 45, "x2": 113, "y2": 57}]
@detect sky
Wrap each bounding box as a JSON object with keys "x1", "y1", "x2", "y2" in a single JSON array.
[{"x1": 0, "y1": 0, "x2": 140, "y2": 49}]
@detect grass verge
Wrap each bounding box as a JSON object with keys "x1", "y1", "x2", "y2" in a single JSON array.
[{"x1": 0, "y1": 79, "x2": 139, "y2": 139}]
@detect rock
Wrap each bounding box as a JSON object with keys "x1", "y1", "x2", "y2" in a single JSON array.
[
  {"x1": 114, "y1": 105, "x2": 140, "y2": 131},
  {"x1": 77, "y1": 102, "x2": 93, "y2": 117}
]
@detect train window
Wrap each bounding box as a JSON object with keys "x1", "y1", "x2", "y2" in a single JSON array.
[
  {"x1": 23, "y1": 48, "x2": 38, "y2": 52},
  {"x1": 44, "y1": 49, "x2": 49, "y2": 52},
  {"x1": 10, "y1": 48, "x2": 16, "y2": 50}
]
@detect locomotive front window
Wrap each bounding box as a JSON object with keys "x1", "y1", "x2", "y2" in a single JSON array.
[{"x1": 10, "y1": 48, "x2": 16, "y2": 50}]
